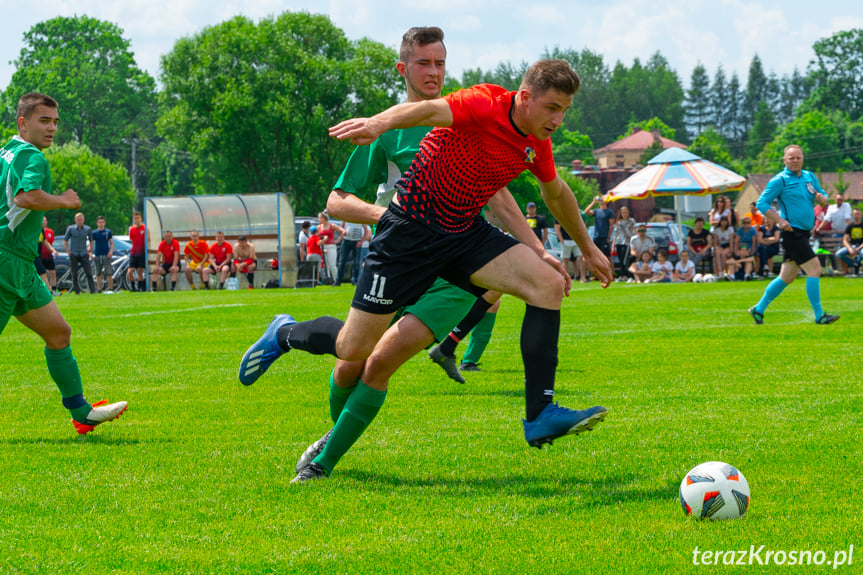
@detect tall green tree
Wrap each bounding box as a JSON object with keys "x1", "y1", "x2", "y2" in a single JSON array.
[
  {"x1": 685, "y1": 63, "x2": 711, "y2": 137},
  {"x1": 44, "y1": 142, "x2": 137, "y2": 231},
  {"x1": 1, "y1": 15, "x2": 157, "y2": 168},
  {"x1": 551, "y1": 128, "x2": 594, "y2": 166},
  {"x1": 745, "y1": 102, "x2": 778, "y2": 159},
  {"x1": 709, "y1": 66, "x2": 728, "y2": 137},
  {"x1": 623, "y1": 117, "x2": 677, "y2": 141},
  {"x1": 805, "y1": 28, "x2": 863, "y2": 120},
  {"x1": 756, "y1": 109, "x2": 843, "y2": 172},
  {"x1": 689, "y1": 126, "x2": 740, "y2": 172},
  {"x1": 726, "y1": 73, "x2": 745, "y2": 144},
  {"x1": 743, "y1": 54, "x2": 769, "y2": 132},
  {"x1": 158, "y1": 12, "x2": 401, "y2": 214}
]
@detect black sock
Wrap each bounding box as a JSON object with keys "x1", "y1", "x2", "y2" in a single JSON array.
[
  {"x1": 247, "y1": 272, "x2": 254, "y2": 286},
  {"x1": 278, "y1": 316, "x2": 344, "y2": 356},
  {"x1": 522, "y1": 304, "x2": 560, "y2": 421},
  {"x1": 439, "y1": 297, "x2": 493, "y2": 356},
  {"x1": 171, "y1": 281, "x2": 176, "y2": 290},
  {"x1": 138, "y1": 280, "x2": 146, "y2": 292}
]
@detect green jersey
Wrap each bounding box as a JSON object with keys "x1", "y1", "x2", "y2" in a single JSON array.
[
  {"x1": 333, "y1": 126, "x2": 431, "y2": 206},
  {"x1": 1, "y1": 136, "x2": 52, "y2": 260}
]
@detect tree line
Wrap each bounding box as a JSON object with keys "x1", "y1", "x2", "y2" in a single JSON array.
[{"x1": 2, "y1": 13, "x2": 861, "y2": 220}]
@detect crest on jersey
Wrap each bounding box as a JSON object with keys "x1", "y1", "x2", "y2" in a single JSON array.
[
  {"x1": 806, "y1": 182, "x2": 816, "y2": 195},
  {"x1": 524, "y1": 147, "x2": 536, "y2": 164}
]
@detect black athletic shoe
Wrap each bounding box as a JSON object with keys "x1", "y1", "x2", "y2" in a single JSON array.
[
  {"x1": 428, "y1": 345, "x2": 465, "y2": 384},
  {"x1": 295, "y1": 429, "x2": 332, "y2": 474},
  {"x1": 816, "y1": 313, "x2": 840, "y2": 325},
  {"x1": 291, "y1": 462, "x2": 327, "y2": 483},
  {"x1": 458, "y1": 362, "x2": 481, "y2": 372},
  {"x1": 748, "y1": 307, "x2": 764, "y2": 325}
]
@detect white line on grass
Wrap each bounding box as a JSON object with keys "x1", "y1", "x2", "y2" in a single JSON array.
[{"x1": 118, "y1": 303, "x2": 249, "y2": 317}]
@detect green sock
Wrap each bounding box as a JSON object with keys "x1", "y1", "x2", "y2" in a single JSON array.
[
  {"x1": 462, "y1": 312, "x2": 497, "y2": 365},
  {"x1": 314, "y1": 381, "x2": 387, "y2": 475},
  {"x1": 329, "y1": 370, "x2": 357, "y2": 424},
  {"x1": 44, "y1": 346, "x2": 91, "y2": 423}
]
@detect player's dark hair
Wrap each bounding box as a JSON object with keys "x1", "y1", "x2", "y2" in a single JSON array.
[
  {"x1": 694, "y1": 216, "x2": 704, "y2": 223},
  {"x1": 399, "y1": 27, "x2": 446, "y2": 63},
  {"x1": 17, "y1": 93, "x2": 58, "y2": 119},
  {"x1": 521, "y1": 60, "x2": 580, "y2": 96},
  {"x1": 97, "y1": 215, "x2": 105, "y2": 221}
]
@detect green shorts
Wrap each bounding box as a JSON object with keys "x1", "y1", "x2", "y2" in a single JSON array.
[
  {"x1": 397, "y1": 277, "x2": 478, "y2": 342},
  {"x1": 0, "y1": 251, "x2": 54, "y2": 334}
]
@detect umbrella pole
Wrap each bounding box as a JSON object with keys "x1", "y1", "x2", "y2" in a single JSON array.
[{"x1": 675, "y1": 196, "x2": 684, "y2": 249}]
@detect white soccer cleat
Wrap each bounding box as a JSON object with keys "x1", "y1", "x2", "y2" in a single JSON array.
[{"x1": 72, "y1": 400, "x2": 128, "y2": 435}]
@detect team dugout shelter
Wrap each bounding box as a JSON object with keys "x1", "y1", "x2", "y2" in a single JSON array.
[{"x1": 143, "y1": 193, "x2": 296, "y2": 289}]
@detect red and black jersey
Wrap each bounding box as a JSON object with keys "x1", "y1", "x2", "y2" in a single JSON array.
[
  {"x1": 210, "y1": 241, "x2": 233, "y2": 265},
  {"x1": 394, "y1": 84, "x2": 557, "y2": 234}
]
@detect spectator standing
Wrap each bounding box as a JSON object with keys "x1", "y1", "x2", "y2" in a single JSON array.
[
  {"x1": 673, "y1": 249, "x2": 695, "y2": 282},
  {"x1": 183, "y1": 230, "x2": 211, "y2": 290},
  {"x1": 756, "y1": 220, "x2": 781, "y2": 277},
  {"x1": 152, "y1": 230, "x2": 180, "y2": 291},
  {"x1": 611, "y1": 205, "x2": 636, "y2": 280},
  {"x1": 209, "y1": 231, "x2": 234, "y2": 289},
  {"x1": 63, "y1": 212, "x2": 96, "y2": 294},
  {"x1": 232, "y1": 235, "x2": 257, "y2": 289},
  {"x1": 306, "y1": 227, "x2": 324, "y2": 268},
  {"x1": 316, "y1": 212, "x2": 344, "y2": 284},
  {"x1": 335, "y1": 221, "x2": 366, "y2": 286},
  {"x1": 555, "y1": 212, "x2": 587, "y2": 282},
  {"x1": 91, "y1": 215, "x2": 114, "y2": 293},
  {"x1": 744, "y1": 202, "x2": 763, "y2": 227},
  {"x1": 128, "y1": 210, "x2": 147, "y2": 292},
  {"x1": 712, "y1": 217, "x2": 735, "y2": 279},
  {"x1": 297, "y1": 221, "x2": 311, "y2": 261},
  {"x1": 708, "y1": 197, "x2": 729, "y2": 228},
  {"x1": 586, "y1": 197, "x2": 614, "y2": 258},
  {"x1": 686, "y1": 217, "x2": 713, "y2": 270},
  {"x1": 40, "y1": 216, "x2": 58, "y2": 293},
  {"x1": 722, "y1": 195, "x2": 739, "y2": 228},
  {"x1": 524, "y1": 201, "x2": 548, "y2": 244},
  {"x1": 836, "y1": 208, "x2": 863, "y2": 275},
  {"x1": 819, "y1": 194, "x2": 852, "y2": 238}
]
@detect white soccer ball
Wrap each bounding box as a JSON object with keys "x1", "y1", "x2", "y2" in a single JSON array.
[
  {"x1": 679, "y1": 461, "x2": 750, "y2": 520},
  {"x1": 693, "y1": 273, "x2": 704, "y2": 283}
]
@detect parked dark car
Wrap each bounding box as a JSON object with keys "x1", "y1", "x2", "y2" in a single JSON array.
[{"x1": 50, "y1": 236, "x2": 133, "y2": 291}]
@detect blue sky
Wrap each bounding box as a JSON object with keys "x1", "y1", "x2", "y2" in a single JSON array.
[{"x1": 1, "y1": 0, "x2": 861, "y2": 91}]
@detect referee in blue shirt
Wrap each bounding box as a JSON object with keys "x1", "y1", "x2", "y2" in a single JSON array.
[{"x1": 749, "y1": 145, "x2": 839, "y2": 325}]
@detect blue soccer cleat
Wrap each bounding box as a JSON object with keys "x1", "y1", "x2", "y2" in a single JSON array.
[
  {"x1": 523, "y1": 403, "x2": 607, "y2": 448},
  {"x1": 238, "y1": 314, "x2": 296, "y2": 386}
]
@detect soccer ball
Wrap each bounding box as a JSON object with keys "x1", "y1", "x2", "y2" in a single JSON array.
[{"x1": 679, "y1": 461, "x2": 750, "y2": 520}]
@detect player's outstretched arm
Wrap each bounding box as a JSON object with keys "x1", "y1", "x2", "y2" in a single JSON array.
[
  {"x1": 14, "y1": 188, "x2": 80, "y2": 211},
  {"x1": 327, "y1": 190, "x2": 386, "y2": 225},
  {"x1": 329, "y1": 100, "x2": 453, "y2": 146},
  {"x1": 540, "y1": 176, "x2": 614, "y2": 287}
]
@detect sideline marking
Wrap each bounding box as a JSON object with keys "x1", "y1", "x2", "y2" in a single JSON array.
[{"x1": 118, "y1": 303, "x2": 248, "y2": 317}]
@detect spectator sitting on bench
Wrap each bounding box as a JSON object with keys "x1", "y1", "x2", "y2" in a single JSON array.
[
  {"x1": 152, "y1": 230, "x2": 180, "y2": 291},
  {"x1": 686, "y1": 216, "x2": 713, "y2": 270},
  {"x1": 209, "y1": 231, "x2": 233, "y2": 289},
  {"x1": 726, "y1": 244, "x2": 756, "y2": 281},
  {"x1": 756, "y1": 219, "x2": 781, "y2": 277},
  {"x1": 232, "y1": 236, "x2": 256, "y2": 289},
  {"x1": 183, "y1": 230, "x2": 211, "y2": 290},
  {"x1": 836, "y1": 207, "x2": 863, "y2": 276}
]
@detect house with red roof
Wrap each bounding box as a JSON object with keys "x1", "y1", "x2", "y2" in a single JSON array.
[{"x1": 593, "y1": 128, "x2": 686, "y2": 169}]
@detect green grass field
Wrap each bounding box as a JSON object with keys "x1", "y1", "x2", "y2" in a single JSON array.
[{"x1": 1, "y1": 279, "x2": 861, "y2": 573}]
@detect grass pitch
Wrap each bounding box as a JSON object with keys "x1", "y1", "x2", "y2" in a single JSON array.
[{"x1": 1, "y1": 279, "x2": 861, "y2": 573}]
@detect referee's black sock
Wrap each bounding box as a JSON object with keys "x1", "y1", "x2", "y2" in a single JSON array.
[
  {"x1": 439, "y1": 296, "x2": 493, "y2": 357},
  {"x1": 522, "y1": 304, "x2": 560, "y2": 421},
  {"x1": 279, "y1": 316, "x2": 344, "y2": 356}
]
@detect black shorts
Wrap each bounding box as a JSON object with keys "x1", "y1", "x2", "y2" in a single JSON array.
[
  {"x1": 352, "y1": 207, "x2": 519, "y2": 314},
  {"x1": 781, "y1": 229, "x2": 816, "y2": 266},
  {"x1": 40, "y1": 257, "x2": 55, "y2": 271},
  {"x1": 34, "y1": 256, "x2": 47, "y2": 275},
  {"x1": 158, "y1": 262, "x2": 175, "y2": 274},
  {"x1": 129, "y1": 253, "x2": 147, "y2": 269}
]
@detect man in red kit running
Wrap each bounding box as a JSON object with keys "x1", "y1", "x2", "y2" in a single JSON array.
[
  {"x1": 241, "y1": 60, "x2": 613, "y2": 475},
  {"x1": 127, "y1": 210, "x2": 147, "y2": 292}
]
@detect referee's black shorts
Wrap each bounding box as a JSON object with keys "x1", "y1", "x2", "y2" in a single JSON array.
[
  {"x1": 351, "y1": 206, "x2": 519, "y2": 315},
  {"x1": 781, "y1": 228, "x2": 817, "y2": 266}
]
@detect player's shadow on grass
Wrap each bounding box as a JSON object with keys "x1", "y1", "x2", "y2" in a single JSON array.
[
  {"x1": 338, "y1": 468, "x2": 677, "y2": 503},
  {"x1": 4, "y1": 436, "x2": 153, "y2": 446}
]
